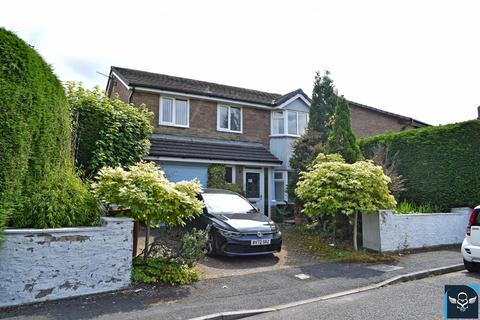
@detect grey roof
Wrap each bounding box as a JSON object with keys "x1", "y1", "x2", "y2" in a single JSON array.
[
  {"x1": 111, "y1": 66, "x2": 309, "y2": 107},
  {"x1": 148, "y1": 138, "x2": 282, "y2": 164},
  {"x1": 111, "y1": 66, "x2": 427, "y2": 126},
  {"x1": 348, "y1": 100, "x2": 429, "y2": 127}
]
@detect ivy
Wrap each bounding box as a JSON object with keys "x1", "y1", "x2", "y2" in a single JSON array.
[{"x1": 207, "y1": 164, "x2": 244, "y2": 195}]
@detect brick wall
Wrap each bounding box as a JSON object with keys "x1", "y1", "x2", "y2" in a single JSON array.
[
  {"x1": 350, "y1": 104, "x2": 416, "y2": 138},
  {"x1": 108, "y1": 75, "x2": 130, "y2": 103},
  {"x1": 131, "y1": 92, "x2": 271, "y2": 146}
]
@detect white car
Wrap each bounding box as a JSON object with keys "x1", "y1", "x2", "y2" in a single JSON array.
[{"x1": 462, "y1": 205, "x2": 480, "y2": 272}]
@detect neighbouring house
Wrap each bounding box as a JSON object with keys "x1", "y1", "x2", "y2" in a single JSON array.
[{"x1": 106, "y1": 66, "x2": 427, "y2": 216}]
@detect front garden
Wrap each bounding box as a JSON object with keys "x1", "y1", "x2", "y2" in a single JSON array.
[
  {"x1": 0, "y1": 28, "x2": 208, "y2": 306},
  {"x1": 286, "y1": 71, "x2": 478, "y2": 255}
]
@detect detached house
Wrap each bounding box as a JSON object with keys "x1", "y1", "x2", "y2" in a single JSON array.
[{"x1": 106, "y1": 66, "x2": 427, "y2": 216}]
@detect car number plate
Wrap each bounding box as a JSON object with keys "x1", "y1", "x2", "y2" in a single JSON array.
[{"x1": 251, "y1": 239, "x2": 271, "y2": 246}]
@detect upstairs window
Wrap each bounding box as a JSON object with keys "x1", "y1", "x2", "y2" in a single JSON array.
[
  {"x1": 217, "y1": 105, "x2": 242, "y2": 133},
  {"x1": 271, "y1": 110, "x2": 308, "y2": 136},
  {"x1": 160, "y1": 97, "x2": 189, "y2": 127},
  {"x1": 272, "y1": 111, "x2": 285, "y2": 135}
]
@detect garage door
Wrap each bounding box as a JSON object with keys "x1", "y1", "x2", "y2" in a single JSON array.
[{"x1": 158, "y1": 162, "x2": 209, "y2": 186}]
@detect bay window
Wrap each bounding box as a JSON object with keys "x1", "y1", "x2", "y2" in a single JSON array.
[
  {"x1": 272, "y1": 111, "x2": 285, "y2": 135},
  {"x1": 271, "y1": 110, "x2": 308, "y2": 136},
  {"x1": 160, "y1": 97, "x2": 189, "y2": 127},
  {"x1": 217, "y1": 105, "x2": 242, "y2": 133}
]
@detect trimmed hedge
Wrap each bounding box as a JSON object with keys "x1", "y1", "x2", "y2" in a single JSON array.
[
  {"x1": 0, "y1": 28, "x2": 101, "y2": 232},
  {"x1": 360, "y1": 120, "x2": 480, "y2": 209}
]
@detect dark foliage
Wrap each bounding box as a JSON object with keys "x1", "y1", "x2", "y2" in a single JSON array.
[
  {"x1": 327, "y1": 96, "x2": 360, "y2": 163},
  {"x1": 308, "y1": 70, "x2": 337, "y2": 143},
  {"x1": 360, "y1": 120, "x2": 480, "y2": 209}
]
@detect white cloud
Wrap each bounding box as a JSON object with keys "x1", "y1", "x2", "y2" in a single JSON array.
[{"x1": 2, "y1": 0, "x2": 479, "y2": 124}]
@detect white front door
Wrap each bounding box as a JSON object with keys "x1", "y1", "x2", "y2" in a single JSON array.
[{"x1": 243, "y1": 169, "x2": 264, "y2": 215}]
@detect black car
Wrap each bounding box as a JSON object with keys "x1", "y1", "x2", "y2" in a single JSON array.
[{"x1": 195, "y1": 189, "x2": 282, "y2": 256}]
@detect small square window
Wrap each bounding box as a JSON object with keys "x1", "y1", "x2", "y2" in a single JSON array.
[
  {"x1": 225, "y1": 166, "x2": 234, "y2": 184},
  {"x1": 160, "y1": 97, "x2": 189, "y2": 127}
]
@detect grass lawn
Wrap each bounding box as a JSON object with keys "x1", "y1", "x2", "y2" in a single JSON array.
[{"x1": 281, "y1": 224, "x2": 398, "y2": 263}]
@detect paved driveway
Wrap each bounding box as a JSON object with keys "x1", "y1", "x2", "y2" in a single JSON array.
[
  {"x1": 197, "y1": 241, "x2": 323, "y2": 279},
  {"x1": 137, "y1": 224, "x2": 325, "y2": 279}
]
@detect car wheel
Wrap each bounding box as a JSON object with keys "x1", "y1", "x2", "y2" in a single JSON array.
[
  {"x1": 464, "y1": 259, "x2": 479, "y2": 272},
  {"x1": 206, "y1": 232, "x2": 217, "y2": 257}
]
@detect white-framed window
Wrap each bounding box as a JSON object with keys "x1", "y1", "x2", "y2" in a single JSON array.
[
  {"x1": 225, "y1": 166, "x2": 235, "y2": 184},
  {"x1": 272, "y1": 111, "x2": 285, "y2": 135},
  {"x1": 217, "y1": 104, "x2": 242, "y2": 133},
  {"x1": 159, "y1": 96, "x2": 189, "y2": 127},
  {"x1": 274, "y1": 171, "x2": 288, "y2": 202},
  {"x1": 271, "y1": 110, "x2": 308, "y2": 136}
]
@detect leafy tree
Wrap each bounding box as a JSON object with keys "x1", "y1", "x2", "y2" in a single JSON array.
[
  {"x1": 67, "y1": 82, "x2": 153, "y2": 178},
  {"x1": 327, "y1": 96, "x2": 360, "y2": 163},
  {"x1": 92, "y1": 161, "x2": 204, "y2": 262},
  {"x1": 308, "y1": 70, "x2": 337, "y2": 143},
  {"x1": 0, "y1": 28, "x2": 100, "y2": 234},
  {"x1": 296, "y1": 154, "x2": 396, "y2": 250}
]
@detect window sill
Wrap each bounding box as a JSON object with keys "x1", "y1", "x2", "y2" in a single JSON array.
[
  {"x1": 217, "y1": 128, "x2": 243, "y2": 134},
  {"x1": 269, "y1": 134, "x2": 301, "y2": 138},
  {"x1": 159, "y1": 122, "x2": 190, "y2": 128}
]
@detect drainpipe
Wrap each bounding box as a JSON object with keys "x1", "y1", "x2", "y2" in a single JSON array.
[{"x1": 128, "y1": 86, "x2": 135, "y2": 104}]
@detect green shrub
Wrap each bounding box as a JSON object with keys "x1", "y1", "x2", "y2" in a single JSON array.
[
  {"x1": 177, "y1": 227, "x2": 210, "y2": 267},
  {"x1": 0, "y1": 28, "x2": 100, "y2": 232},
  {"x1": 395, "y1": 201, "x2": 444, "y2": 214},
  {"x1": 132, "y1": 256, "x2": 199, "y2": 285},
  {"x1": 67, "y1": 82, "x2": 153, "y2": 177},
  {"x1": 149, "y1": 226, "x2": 209, "y2": 268},
  {"x1": 360, "y1": 120, "x2": 480, "y2": 209},
  {"x1": 296, "y1": 153, "x2": 396, "y2": 250},
  {"x1": 207, "y1": 164, "x2": 244, "y2": 195},
  {"x1": 92, "y1": 161, "x2": 204, "y2": 261}
]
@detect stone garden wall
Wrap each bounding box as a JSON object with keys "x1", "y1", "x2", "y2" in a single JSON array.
[{"x1": 0, "y1": 217, "x2": 133, "y2": 307}]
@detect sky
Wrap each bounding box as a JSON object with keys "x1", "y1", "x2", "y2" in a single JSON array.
[{"x1": 2, "y1": 0, "x2": 479, "y2": 125}]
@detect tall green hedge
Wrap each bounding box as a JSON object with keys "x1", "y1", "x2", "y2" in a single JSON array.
[
  {"x1": 360, "y1": 120, "x2": 480, "y2": 209},
  {"x1": 0, "y1": 28, "x2": 100, "y2": 232},
  {"x1": 67, "y1": 82, "x2": 153, "y2": 178}
]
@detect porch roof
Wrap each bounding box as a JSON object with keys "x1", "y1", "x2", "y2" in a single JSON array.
[{"x1": 147, "y1": 138, "x2": 282, "y2": 166}]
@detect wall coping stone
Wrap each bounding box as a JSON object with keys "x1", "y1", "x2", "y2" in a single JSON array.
[{"x1": 4, "y1": 216, "x2": 133, "y2": 234}]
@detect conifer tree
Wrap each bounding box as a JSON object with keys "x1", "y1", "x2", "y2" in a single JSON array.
[
  {"x1": 308, "y1": 70, "x2": 337, "y2": 143},
  {"x1": 327, "y1": 96, "x2": 360, "y2": 163}
]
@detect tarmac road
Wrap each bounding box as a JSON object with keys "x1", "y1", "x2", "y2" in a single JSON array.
[{"x1": 248, "y1": 271, "x2": 480, "y2": 320}]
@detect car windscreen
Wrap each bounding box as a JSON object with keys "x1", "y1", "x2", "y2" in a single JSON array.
[{"x1": 202, "y1": 193, "x2": 256, "y2": 214}]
